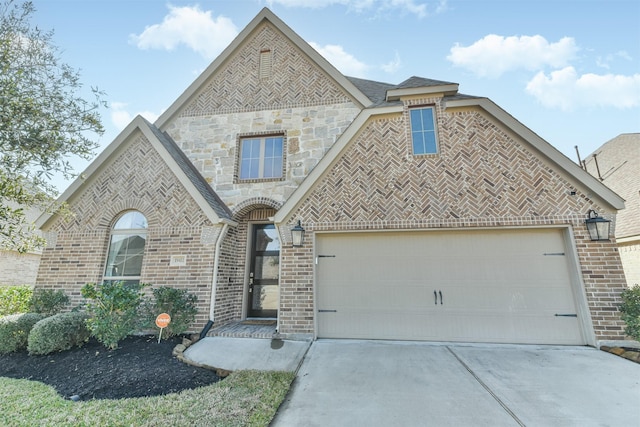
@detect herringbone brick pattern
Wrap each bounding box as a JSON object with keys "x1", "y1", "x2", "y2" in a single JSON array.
[
  {"x1": 37, "y1": 133, "x2": 220, "y2": 326},
  {"x1": 282, "y1": 98, "x2": 627, "y2": 339},
  {"x1": 179, "y1": 22, "x2": 352, "y2": 117},
  {"x1": 298, "y1": 101, "x2": 591, "y2": 224},
  {"x1": 48, "y1": 134, "x2": 213, "y2": 233}
]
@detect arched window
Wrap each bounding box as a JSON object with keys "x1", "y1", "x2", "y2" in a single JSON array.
[{"x1": 103, "y1": 211, "x2": 148, "y2": 285}]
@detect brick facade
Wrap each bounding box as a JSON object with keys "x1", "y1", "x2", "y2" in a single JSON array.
[
  {"x1": 36, "y1": 133, "x2": 221, "y2": 329},
  {"x1": 280, "y1": 101, "x2": 627, "y2": 340},
  {"x1": 35, "y1": 9, "x2": 628, "y2": 344}
]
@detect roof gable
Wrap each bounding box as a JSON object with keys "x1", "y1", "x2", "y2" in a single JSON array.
[
  {"x1": 444, "y1": 97, "x2": 625, "y2": 211},
  {"x1": 275, "y1": 95, "x2": 625, "y2": 224},
  {"x1": 156, "y1": 8, "x2": 372, "y2": 127},
  {"x1": 36, "y1": 116, "x2": 233, "y2": 229}
]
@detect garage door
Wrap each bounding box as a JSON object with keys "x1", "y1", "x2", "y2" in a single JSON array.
[{"x1": 316, "y1": 228, "x2": 585, "y2": 345}]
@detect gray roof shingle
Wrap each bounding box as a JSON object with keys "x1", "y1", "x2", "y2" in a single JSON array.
[{"x1": 143, "y1": 118, "x2": 233, "y2": 221}]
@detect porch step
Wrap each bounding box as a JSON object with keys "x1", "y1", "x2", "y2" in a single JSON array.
[{"x1": 207, "y1": 321, "x2": 277, "y2": 339}]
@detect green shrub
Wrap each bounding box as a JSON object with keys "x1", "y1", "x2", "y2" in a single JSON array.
[
  {"x1": 27, "y1": 312, "x2": 90, "y2": 355},
  {"x1": 0, "y1": 313, "x2": 46, "y2": 354},
  {"x1": 620, "y1": 285, "x2": 640, "y2": 341},
  {"x1": 81, "y1": 281, "x2": 147, "y2": 350},
  {"x1": 0, "y1": 286, "x2": 33, "y2": 316},
  {"x1": 141, "y1": 286, "x2": 198, "y2": 339},
  {"x1": 29, "y1": 288, "x2": 70, "y2": 316}
]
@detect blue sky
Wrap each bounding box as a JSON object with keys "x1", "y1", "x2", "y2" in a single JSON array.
[{"x1": 30, "y1": 0, "x2": 640, "y2": 193}]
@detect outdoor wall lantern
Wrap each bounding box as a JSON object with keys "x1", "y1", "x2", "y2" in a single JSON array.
[
  {"x1": 585, "y1": 209, "x2": 611, "y2": 241},
  {"x1": 291, "y1": 220, "x2": 305, "y2": 247}
]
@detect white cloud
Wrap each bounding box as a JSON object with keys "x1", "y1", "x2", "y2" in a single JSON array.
[
  {"x1": 129, "y1": 5, "x2": 238, "y2": 59},
  {"x1": 381, "y1": 51, "x2": 402, "y2": 73},
  {"x1": 596, "y1": 50, "x2": 633, "y2": 69},
  {"x1": 525, "y1": 67, "x2": 640, "y2": 110},
  {"x1": 111, "y1": 102, "x2": 160, "y2": 130},
  {"x1": 616, "y1": 50, "x2": 632, "y2": 61},
  {"x1": 447, "y1": 35, "x2": 578, "y2": 78},
  {"x1": 309, "y1": 42, "x2": 369, "y2": 77}
]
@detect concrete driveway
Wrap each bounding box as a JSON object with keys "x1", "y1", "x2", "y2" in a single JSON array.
[{"x1": 271, "y1": 340, "x2": 640, "y2": 426}]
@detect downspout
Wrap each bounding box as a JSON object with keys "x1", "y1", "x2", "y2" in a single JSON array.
[{"x1": 200, "y1": 223, "x2": 230, "y2": 339}]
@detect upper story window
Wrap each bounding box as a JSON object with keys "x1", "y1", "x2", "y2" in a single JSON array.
[
  {"x1": 410, "y1": 106, "x2": 438, "y2": 155},
  {"x1": 103, "y1": 211, "x2": 147, "y2": 286},
  {"x1": 239, "y1": 135, "x2": 284, "y2": 180}
]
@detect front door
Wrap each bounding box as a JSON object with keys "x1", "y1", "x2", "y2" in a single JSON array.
[{"x1": 247, "y1": 224, "x2": 280, "y2": 318}]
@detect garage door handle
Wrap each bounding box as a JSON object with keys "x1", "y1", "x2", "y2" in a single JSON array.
[
  {"x1": 439, "y1": 290, "x2": 443, "y2": 305},
  {"x1": 434, "y1": 290, "x2": 437, "y2": 305}
]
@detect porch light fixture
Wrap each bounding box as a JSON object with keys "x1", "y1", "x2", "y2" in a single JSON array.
[
  {"x1": 291, "y1": 220, "x2": 305, "y2": 247},
  {"x1": 585, "y1": 209, "x2": 611, "y2": 241}
]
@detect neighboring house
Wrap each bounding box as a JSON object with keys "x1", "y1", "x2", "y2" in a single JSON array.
[
  {"x1": 0, "y1": 249, "x2": 41, "y2": 286},
  {"x1": 35, "y1": 8, "x2": 627, "y2": 346},
  {"x1": 583, "y1": 133, "x2": 640, "y2": 287},
  {"x1": 0, "y1": 205, "x2": 42, "y2": 286}
]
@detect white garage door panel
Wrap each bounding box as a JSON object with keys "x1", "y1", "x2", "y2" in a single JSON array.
[{"x1": 317, "y1": 229, "x2": 584, "y2": 345}]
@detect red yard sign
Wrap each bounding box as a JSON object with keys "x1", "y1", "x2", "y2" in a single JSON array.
[{"x1": 155, "y1": 313, "x2": 171, "y2": 328}]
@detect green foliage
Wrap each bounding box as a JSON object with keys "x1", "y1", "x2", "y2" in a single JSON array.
[
  {"x1": 29, "y1": 288, "x2": 69, "y2": 316},
  {"x1": 0, "y1": 312, "x2": 45, "y2": 353},
  {"x1": 619, "y1": 285, "x2": 640, "y2": 341},
  {"x1": 27, "y1": 311, "x2": 89, "y2": 355},
  {"x1": 0, "y1": 285, "x2": 32, "y2": 316},
  {"x1": 141, "y1": 286, "x2": 198, "y2": 339},
  {"x1": 0, "y1": 370, "x2": 294, "y2": 426},
  {"x1": 0, "y1": 0, "x2": 105, "y2": 253},
  {"x1": 81, "y1": 281, "x2": 147, "y2": 350}
]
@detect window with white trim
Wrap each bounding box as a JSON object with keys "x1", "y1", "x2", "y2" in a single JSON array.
[
  {"x1": 103, "y1": 211, "x2": 147, "y2": 286},
  {"x1": 410, "y1": 106, "x2": 439, "y2": 155},
  {"x1": 238, "y1": 135, "x2": 284, "y2": 180}
]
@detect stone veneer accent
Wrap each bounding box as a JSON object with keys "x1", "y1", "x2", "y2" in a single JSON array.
[
  {"x1": 163, "y1": 21, "x2": 361, "y2": 211},
  {"x1": 166, "y1": 102, "x2": 359, "y2": 211},
  {"x1": 36, "y1": 133, "x2": 221, "y2": 330},
  {"x1": 277, "y1": 97, "x2": 628, "y2": 341}
]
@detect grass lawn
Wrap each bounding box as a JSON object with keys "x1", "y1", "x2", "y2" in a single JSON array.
[{"x1": 0, "y1": 370, "x2": 295, "y2": 427}]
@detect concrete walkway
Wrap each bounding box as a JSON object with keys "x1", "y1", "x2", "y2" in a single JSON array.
[
  {"x1": 183, "y1": 336, "x2": 310, "y2": 372},
  {"x1": 272, "y1": 340, "x2": 640, "y2": 427}
]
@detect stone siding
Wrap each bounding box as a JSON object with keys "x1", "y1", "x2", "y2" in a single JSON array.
[{"x1": 163, "y1": 21, "x2": 360, "y2": 210}]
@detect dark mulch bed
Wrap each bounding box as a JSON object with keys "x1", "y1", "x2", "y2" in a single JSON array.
[{"x1": 0, "y1": 335, "x2": 221, "y2": 401}]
